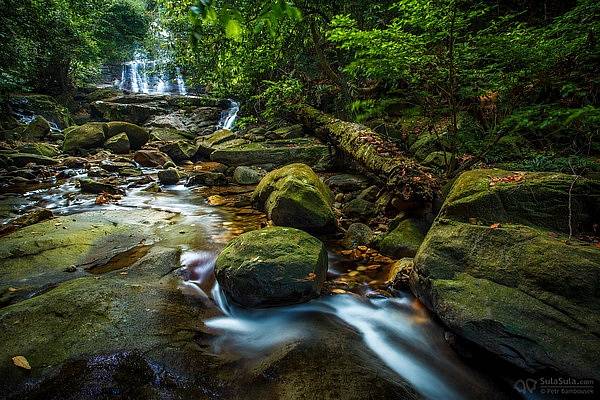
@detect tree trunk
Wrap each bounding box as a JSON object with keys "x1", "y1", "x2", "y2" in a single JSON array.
[{"x1": 292, "y1": 104, "x2": 439, "y2": 201}]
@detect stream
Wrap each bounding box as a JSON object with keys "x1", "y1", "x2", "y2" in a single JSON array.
[{"x1": 0, "y1": 157, "x2": 523, "y2": 399}]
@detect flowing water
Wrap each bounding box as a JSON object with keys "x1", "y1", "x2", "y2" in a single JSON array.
[
  {"x1": 217, "y1": 100, "x2": 240, "y2": 130},
  {"x1": 0, "y1": 161, "x2": 525, "y2": 400},
  {"x1": 117, "y1": 55, "x2": 187, "y2": 95}
]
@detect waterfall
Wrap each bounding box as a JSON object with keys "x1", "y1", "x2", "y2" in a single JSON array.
[
  {"x1": 217, "y1": 100, "x2": 240, "y2": 130},
  {"x1": 117, "y1": 55, "x2": 188, "y2": 95}
]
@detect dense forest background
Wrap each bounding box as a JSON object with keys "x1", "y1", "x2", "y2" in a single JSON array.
[{"x1": 1, "y1": 0, "x2": 598, "y2": 173}]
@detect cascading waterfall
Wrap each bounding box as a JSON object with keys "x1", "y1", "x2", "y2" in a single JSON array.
[
  {"x1": 118, "y1": 54, "x2": 187, "y2": 95},
  {"x1": 217, "y1": 100, "x2": 240, "y2": 130}
]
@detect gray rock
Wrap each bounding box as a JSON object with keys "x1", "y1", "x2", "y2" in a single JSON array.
[
  {"x1": 158, "y1": 167, "x2": 180, "y2": 185},
  {"x1": 186, "y1": 171, "x2": 227, "y2": 186},
  {"x1": 232, "y1": 166, "x2": 265, "y2": 185},
  {"x1": 79, "y1": 178, "x2": 123, "y2": 195},
  {"x1": 325, "y1": 174, "x2": 370, "y2": 192},
  {"x1": 342, "y1": 223, "x2": 374, "y2": 249}
]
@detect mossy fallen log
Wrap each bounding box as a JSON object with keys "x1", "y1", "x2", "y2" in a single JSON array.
[{"x1": 293, "y1": 104, "x2": 438, "y2": 201}]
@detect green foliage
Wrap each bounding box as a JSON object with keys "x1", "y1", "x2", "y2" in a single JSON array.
[
  {"x1": 0, "y1": 0, "x2": 149, "y2": 94},
  {"x1": 254, "y1": 78, "x2": 305, "y2": 121}
]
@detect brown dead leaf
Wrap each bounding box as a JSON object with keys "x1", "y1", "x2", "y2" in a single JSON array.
[
  {"x1": 331, "y1": 288, "x2": 349, "y2": 294},
  {"x1": 490, "y1": 223, "x2": 501, "y2": 229},
  {"x1": 306, "y1": 272, "x2": 316, "y2": 281},
  {"x1": 12, "y1": 355, "x2": 31, "y2": 370}
]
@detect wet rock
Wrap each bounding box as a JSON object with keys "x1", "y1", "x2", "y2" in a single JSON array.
[
  {"x1": 252, "y1": 163, "x2": 335, "y2": 232},
  {"x1": 325, "y1": 174, "x2": 370, "y2": 192},
  {"x1": 79, "y1": 178, "x2": 124, "y2": 195},
  {"x1": 24, "y1": 116, "x2": 51, "y2": 139},
  {"x1": 88, "y1": 167, "x2": 110, "y2": 178},
  {"x1": 63, "y1": 122, "x2": 107, "y2": 154},
  {"x1": 62, "y1": 156, "x2": 88, "y2": 168},
  {"x1": 100, "y1": 160, "x2": 135, "y2": 173},
  {"x1": 377, "y1": 218, "x2": 424, "y2": 258},
  {"x1": 158, "y1": 167, "x2": 181, "y2": 185},
  {"x1": 7, "y1": 153, "x2": 59, "y2": 167},
  {"x1": 12, "y1": 208, "x2": 54, "y2": 227},
  {"x1": 211, "y1": 138, "x2": 331, "y2": 168},
  {"x1": 215, "y1": 227, "x2": 328, "y2": 307},
  {"x1": 342, "y1": 223, "x2": 374, "y2": 249},
  {"x1": 149, "y1": 127, "x2": 195, "y2": 142},
  {"x1": 163, "y1": 160, "x2": 176, "y2": 169},
  {"x1": 410, "y1": 169, "x2": 600, "y2": 380},
  {"x1": 159, "y1": 140, "x2": 198, "y2": 162},
  {"x1": 17, "y1": 143, "x2": 60, "y2": 158},
  {"x1": 141, "y1": 182, "x2": 161, "y2": 193},
  {"x1": 272, "y1": 124, "x2": 304, "y2": 139},
  {"x1": 104, "y1": 132, "x2": 130, "y2": 154},
  {"x1": 133, "y1": 149, "x2": 171, "y2": 167},
  {"x1": 186, "y1": 171, "x2": 227, "y2": 186},
  {"x1": 195, "y1": 128, "x2": 238, "y2": 157},
  {"x1": 341, "y1": 198, "x2": 376, "y2": 219},
  {"x1": 232, "y1": 166, "x2": 265, "y2": 185},
  {"x1": 105, "y1": 121, "x2": 149, "y2": 150}
]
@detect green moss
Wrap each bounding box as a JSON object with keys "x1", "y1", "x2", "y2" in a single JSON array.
[
  {"x1": 378, "y1": 219, "x2": 425, "y2": 258},
  {"x1": 253, "y1": 163, "x2": 335, "y2": 232},
  {"x1": 63, "y1": 122, "x2": 107, "y2": 154}
]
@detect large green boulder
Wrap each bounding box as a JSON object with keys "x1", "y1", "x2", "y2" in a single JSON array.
[
  {"x1": 378, "y1": 218, "x2": 425, "y2": 258},
  {"x1": 410, "y1": 169, "x2": 600, "y2": 380},
  {"x1": 195, "y1": 129, "x2": 238, "y2": 157},
  {"x1": 215, "y1": 227, "x2": 328, "y2": 307},
  {"x1": 252, "y1": 163, "x2": 335, "y2": 232},
  {"x1": 63, "y1": 122, "x2": 107, "y2": 154},
  {"x1": 105, "y1": 121, "x2": 149, "y2": 150},
  {"x1": 159, "y1": 140, "x2": 198, "y2": 162}
]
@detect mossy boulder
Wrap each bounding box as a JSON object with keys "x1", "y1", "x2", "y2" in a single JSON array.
[
  {"x1": 104, "y1": 132, "x2": 130, "y2": 154},
  {"x1": 7, "y1": 153, "x2": 59, "y2": 167},
  {"x1": 24, "y1": 116, "x2": 51, "y2": 139},
  {"x1": 17, "y1": 143, "x2": 60, "y2": 157},
  {"x1": 233, "y1": 166, "x2": 265, "y2": 185},
  {"x1": 215, "y1": 227, "x2": 328, "y2": 307},
  {"x1": 377, "y1": 219, "x2": 425, "y2": 258},
  {"x1": 158, "y1": 167, "x2": 181, "y2": 185},
  {"x1": 252, "y1": 163, "x2": 335, "y2": 232},
  {"x1": 195, "y1": 129, "x2": 238, "y2": 157},
  {"x1": 105, "y1": 121, "x2": 149, "y2": 150},
  {"x1": 409, "y1": 133, "x2": 443, "y2": 161},
  {"x1": 63, "y1": 122, "x2": 107, "y2": 154},
  {"x1": 159, "y1": 140, "x2": 198, "y2": 162},
  {"x1": 410, "y1": 169, "x2": 600, "y2": 380},
  {"x1": 211, "y1": 138, "x2": 331, "y2": 168}
]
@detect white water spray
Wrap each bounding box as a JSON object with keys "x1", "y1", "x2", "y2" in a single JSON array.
[{"x1": 217, "y1": 100, "x2": 240, "y2": 130}]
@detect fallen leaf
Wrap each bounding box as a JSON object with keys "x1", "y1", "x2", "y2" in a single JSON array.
[
  {"x1": 331, "y1": 289, "x2": 349, "y2": 294},
  {"x1": 306, "y1": 272, "x2": 316, "y2": 281},
  {"x1": 12, "y1": 355, "x2": 31, "y2": 370},
  {"x1": 347, "y1": 271, "x2": 359, "y2": 277},
  {"x1": 490, "y1": 223, "x2": 501, "y2": 229}
]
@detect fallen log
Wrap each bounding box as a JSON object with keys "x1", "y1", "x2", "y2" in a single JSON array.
[{"x1": 292, "y1": 104, "x2": 439, "y2": 201}]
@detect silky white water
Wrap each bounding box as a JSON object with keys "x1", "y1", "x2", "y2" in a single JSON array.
[{"x1": 217, "y1": 100, "x2": 240, "y2": 130}]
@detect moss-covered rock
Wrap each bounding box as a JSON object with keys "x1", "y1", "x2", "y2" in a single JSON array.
[
  {"x1": 7, "y1": 153, "x2": 59, "y2": 167},
  {"x1": 159, "y1": 140, "x2": 198, "y2": 162},
  {"x1": 378, "y1": 219, "x2": 425, "y2": 258},
  {"x1": 211, "y1": 138, "x2": 331, "y2": 168},
  {"x1": 104, "y1": 132, "x2": 130, "y2": 154},
  {"x1": 410, "y1": 169, "x2": 600, "y2": 380},
  {"x1": 195, "y1": 129, "x2": 238, "y2": 157},
  {"x1": 233, "y1": 166, "x2": 265, "y2": 185},
  {"x1": 341, "y1": 198, "x2": 376, "y2": 219},
  {"x1": 215, "y1": 227, "x2": 328, "y2": 307},
  {"x1": 409, "y1": 133, "x2": 444, "y2": 161},
  {"x1": 105, "y1": 121, "x2": 149, "y2": 150},
  {"x1": 17, "y1": 143, "x2": 60, "y2": 157},
  {"x1": 79, "y1": 178, "x2": 124, "y2": 195},
  {"x1": 24, "y1": 116, "x2": 51, "y2": 139},
  {"x1": 133, "y1": 149, "x2": 171, "y2": 167},
  {"x1": 252, "y1": 163, "x2": 335, "y2": 232},
  {"x1": 158, "y1": 167, "x2": 181, "y2": 185},
  {"x1": 63, "y1": 122, "x2": 107, "y2": 154}
]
